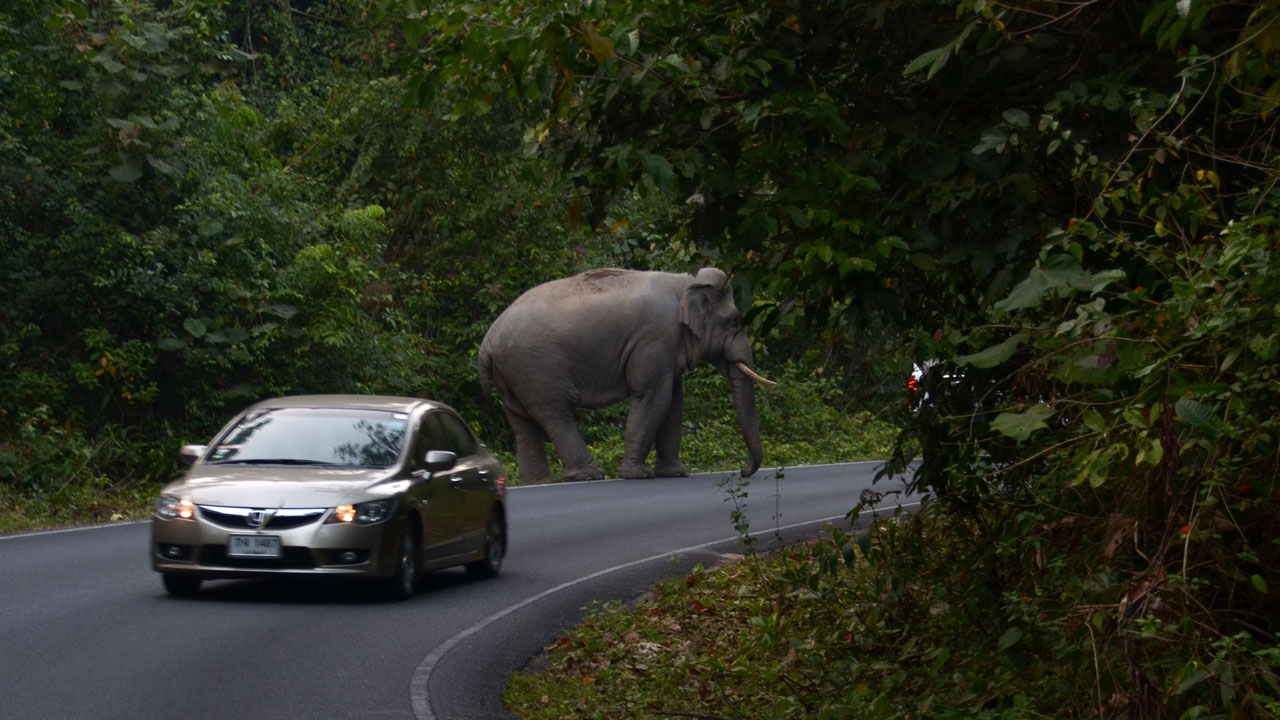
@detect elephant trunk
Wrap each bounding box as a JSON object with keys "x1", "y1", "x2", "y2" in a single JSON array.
[{"x1": 729, "y1": 364, "x2": 764, "y2": 478}]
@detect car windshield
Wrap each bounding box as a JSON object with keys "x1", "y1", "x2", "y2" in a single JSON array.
[{"x1": 207, "y1": 408, "x2": 408, "y2": 468}]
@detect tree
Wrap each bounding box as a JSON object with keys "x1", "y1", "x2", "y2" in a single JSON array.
[{"x1": 391, "y1": 0, "x2": 1280, "y2": 713}]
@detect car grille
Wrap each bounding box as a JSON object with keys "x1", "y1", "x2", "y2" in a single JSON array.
[
  {"x1": 199, "y1": 545, "x2": 316, "y2": 569},
  {"x1": 198, "y1": 505, "x2": 327, "y2": 530}
]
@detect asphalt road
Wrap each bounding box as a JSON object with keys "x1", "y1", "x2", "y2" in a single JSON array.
[{"x1": 0, "y1": 461, "x2": 916, "y2": 720}]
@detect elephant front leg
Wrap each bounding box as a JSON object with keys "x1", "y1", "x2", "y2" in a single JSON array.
[
  {"x1": 619, "y1": 384, "x2": 675, "y2": 479},
  {"x1": 652, "y1": 377, "x2": 689, "y2": 477}
]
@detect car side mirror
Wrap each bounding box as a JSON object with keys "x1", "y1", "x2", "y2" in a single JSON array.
[
  {"x1": 179, "y1": 444, "x2": 206, "y2": 466},
  {"x1": 424, "y1": 450, "x2": 457, "y2": 473}
]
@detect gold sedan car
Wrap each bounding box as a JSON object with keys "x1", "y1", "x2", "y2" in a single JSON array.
[{"x1": 151, "y1": 395, "x2": 508, "y2": 600}]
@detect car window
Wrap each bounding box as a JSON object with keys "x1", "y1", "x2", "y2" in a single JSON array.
[
  {"x1": 208, "y1": 408, "x2": 407, "y2": 467},
  {"x1": 435, "y1": 412, "x2": 478, "y2": 457},
  {"x1": 414, "y1": 414, "x2": 448, "y2": 460}
]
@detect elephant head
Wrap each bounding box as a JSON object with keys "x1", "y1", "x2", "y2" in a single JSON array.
[{"x1": 680, "y1": 268, "x2": 772, "y2": 478}]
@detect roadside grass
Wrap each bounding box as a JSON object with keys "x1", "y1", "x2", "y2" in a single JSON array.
[
  {"x1": 503, "y1": 546, "x2": 838, "y2": 719},
  {"x1": 550, "y1": 364, "x2": 902, "y2": 485},
  {"x1": 504, "y1": 511, "x2": 1079, "y2": 720},
  {"x1": 0, "y1": 417, "x2": 176, "y2": 534},
  {"x1": 0, "y1": 480, "x2": 154, "y2": 534},
  {"x1": 1, "y1": 363, "x2": 902, "y2": 532},
  {"x1": 502, "y1": 514, "x2": 945, "y2": 719}
]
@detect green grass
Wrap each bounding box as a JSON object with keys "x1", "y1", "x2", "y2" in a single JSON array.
[
  {"x1": 499, "y1": 364, "x2": 903, "y2": 486},
  {"x1": 0, "y1": 479, "x2": 155, "y2": 535},
  {"x1": 2, "y1": 363, "x2": 901, "y2": 532},
  {"x1": 505, "y1": 548, "x2": 837, "y2": 719},
  {"x1": 503, "y1": 513, "x2": 1080, "y2": 720},
  {"x1": 503, "y1": 517, "x2": 986, "y2": 720},
  {"x1": 0, "y1": 416, "x2": 173, "y2": 534}
]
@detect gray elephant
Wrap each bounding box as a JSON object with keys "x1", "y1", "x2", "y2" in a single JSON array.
[{"x1": 478, "y1": 267, "x2": 773, "y2": 484}]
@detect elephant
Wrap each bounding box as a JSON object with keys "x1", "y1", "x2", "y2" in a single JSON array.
[{"x1": 477, "y1": 267, "x2": 774, "y2": 484}]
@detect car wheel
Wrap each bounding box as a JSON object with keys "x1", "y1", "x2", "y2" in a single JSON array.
[
  {"x1": 465, "y1": 510, "x2": 505, "y2": 580},
  {"x1": 162, "y1": 574, "x2": 201, "y2": 597},
  {"x1": 379, "y1": 522, "x2": 419, "y2": 601}
]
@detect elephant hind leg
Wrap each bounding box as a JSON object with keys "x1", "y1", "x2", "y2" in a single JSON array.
[
  {"x1": 538, "y1": 414, "x2": 606, "y2": 482},
  {"x1": 505, "y1": 410, "x2": 555, "y2": 484}
]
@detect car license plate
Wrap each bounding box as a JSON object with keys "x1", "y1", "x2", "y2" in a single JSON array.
[{"x1": 228, "y1": 535, "x2": 282, "y2": 558}]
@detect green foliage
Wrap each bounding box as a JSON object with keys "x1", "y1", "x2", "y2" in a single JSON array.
[
  {"x1": 509, "y1": 508, "x2": 1280, "y2": 718},
  {"x1": 505, "y1": 515, "x2": 1058, "y2": 719},
  {"x1": 390, "y1": 0, "x2": 1107, "y2": 419},
  {"x1": 394, "y1": 0, "x2": 929, "y2": 334},
  {"x1": 0, "y1": 0, "x2": 441, "y2": 515},
  {"x1": 0, "y1": 403, "x2": 177, "y2": 532},
  {"x1": 5, "y1": 0, "x2": 888, "y2": 530},
  {"x1": 499, "y1": 363, "x2": 898, "y2": 485},
  {"x1": 4, "y1": 0, "x2": 1278, "y2": 712},
  {"x1": 882, "y1": 1, "x2": 1280, "y2": 715}
]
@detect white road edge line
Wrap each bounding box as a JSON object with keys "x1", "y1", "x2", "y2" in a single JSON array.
[
  {"x1": 0, "y1": 461, "x2": 890, "y2": 535},
  {"x1": 511, "y1": 460, "x2": 889, "y2": 489},
  {"x1": 0, "y1": 520, "x2": 149, "y2": 541},
  {"x1": 409, "y1": 498, "x2": 922, "y2": 720}
]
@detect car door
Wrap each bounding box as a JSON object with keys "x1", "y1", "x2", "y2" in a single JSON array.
[
  {"x1": 409, "y1": 412, "x2": 464, "y2": 561},
  {"x1": 433, "y1": 411, "x2": 492, "y2": 550}
]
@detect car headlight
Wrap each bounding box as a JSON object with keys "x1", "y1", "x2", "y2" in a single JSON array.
[
  {"x1": 155, "y1": 495, "x2": 195, "y2": 520},
  {"x1": 326, "y1": 498, "x2": 395, "y2": 525}
]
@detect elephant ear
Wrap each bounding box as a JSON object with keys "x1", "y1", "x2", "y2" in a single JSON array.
[{"x1": 679, "y1": 268, "x2": 728, "y2": 364}]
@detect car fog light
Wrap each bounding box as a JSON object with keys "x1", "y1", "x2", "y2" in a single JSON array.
[
  {"x1": 338, "y1": 551, "x2": 359, "y2": 563},
  {"x1": 161, "y1": 544, "x2": 189, "y2": 559}
]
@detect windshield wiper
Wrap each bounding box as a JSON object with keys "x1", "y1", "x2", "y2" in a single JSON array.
[{"x1": 211, "y1": 458, "x2": 333, "y2": 466}]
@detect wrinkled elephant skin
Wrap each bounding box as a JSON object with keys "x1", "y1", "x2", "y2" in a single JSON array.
[{"x1": 478, "y1": 268, "x2": 766, "y2": 484}]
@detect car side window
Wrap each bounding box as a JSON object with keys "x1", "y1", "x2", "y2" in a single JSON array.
[
  {"x1": 435, "y1": 412, "x2": 477, "y2": 457},
  {"x1": 414, "y1": 414, "x2": 448, "y2": 466}
]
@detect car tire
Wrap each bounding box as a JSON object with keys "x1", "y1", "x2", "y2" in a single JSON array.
[
  {"x1": 162, "y1": 574, "x2": 202, "y2": 597},
  {"x1": 465, "y1": 510, "x2": 505, "y2": 580},
  {"x1": 379, "y1": 522, "x2": 419, "y2": 601}
]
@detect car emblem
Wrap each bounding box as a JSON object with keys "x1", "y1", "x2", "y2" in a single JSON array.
[{"x1": 246, "y1": 509, "x2": 275, "y2": 529}]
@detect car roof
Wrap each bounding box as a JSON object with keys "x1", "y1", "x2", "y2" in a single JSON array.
[{"x1": 244, "y1": 395, "x2": 449, "y2": 414}]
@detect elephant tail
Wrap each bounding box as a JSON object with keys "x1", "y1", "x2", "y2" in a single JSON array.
[{"x1": 477, "y1": 341, "x2": 494, "y2": 403}]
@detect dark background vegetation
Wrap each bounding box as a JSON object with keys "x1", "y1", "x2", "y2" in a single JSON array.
[{"x1": 2, "y1": 0, "x2": 1277, "y2": 716}]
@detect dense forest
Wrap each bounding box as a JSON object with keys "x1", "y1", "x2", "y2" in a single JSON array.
[{"x1": 3, "y1": 0, "x2": 1278, "y2": 716}]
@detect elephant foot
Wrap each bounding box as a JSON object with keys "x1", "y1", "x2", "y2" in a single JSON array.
[
  {"x1": 653, "y1": 461, "x2": 689, "y2": 478},
  {"x1": 563, "y1": 463, "x2": 606, "y2": 482},
  {"x1": 618, "y1": 461, "x2": 655, "y2": 479}
]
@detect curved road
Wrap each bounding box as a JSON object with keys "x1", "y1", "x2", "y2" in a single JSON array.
[{"x1": 0, "y1": 462, "x2": 915, "y2": 720}]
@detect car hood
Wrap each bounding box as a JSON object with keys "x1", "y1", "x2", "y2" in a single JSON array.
[{"x1": 169, "y1": 465, "x2": 400, "y2": 508}]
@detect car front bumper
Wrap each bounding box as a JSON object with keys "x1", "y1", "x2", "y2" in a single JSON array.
[{"x1": 151, "y1": 511, "x2": 402, "y2": 581}]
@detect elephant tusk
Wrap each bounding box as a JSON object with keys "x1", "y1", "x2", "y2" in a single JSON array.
[{"x1": 736, "y1": 362, "x2": 776, "y2": 386}]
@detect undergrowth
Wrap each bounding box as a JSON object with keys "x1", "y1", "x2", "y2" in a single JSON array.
[
  {"x1": 0, "y1": 413, "x2": 178, "y2": 534},
  {"x1": 506, "y1": 505, "x2": 1280, "y2": 719},
  {"x1": 0, "y1": 362, "x2": 897, "y2": 532},
  {"x1": 579, "y1": 364, "x2": 899, "y2": 483}
]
